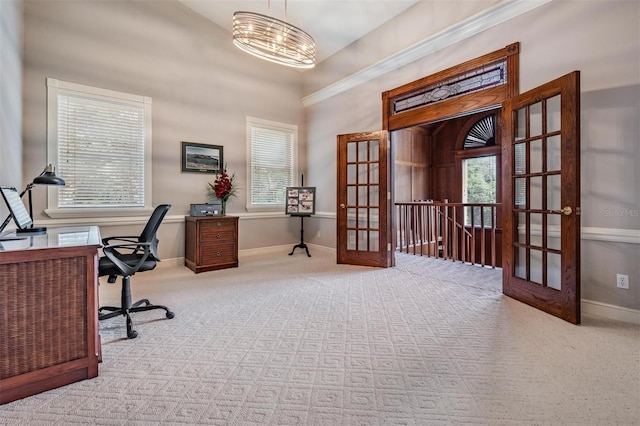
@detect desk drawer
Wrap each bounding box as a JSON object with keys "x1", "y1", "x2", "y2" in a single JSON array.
[
  {"x1": 200, "y1": 218, "x2": 235, "y2": 232},
  {"x1": 200, "y1": 242, "x2": 236, "y2": 265},
  {"x1": 200, "y1": 228, "x2": 235, "y2": 241}
]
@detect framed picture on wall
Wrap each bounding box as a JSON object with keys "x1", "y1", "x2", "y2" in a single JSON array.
[
  {"x1": 286, "y1": 187, "x2": 315, "y2": 216},
  {"x1": 181, "y1": 141, "x2": 223, "y2": 174}
]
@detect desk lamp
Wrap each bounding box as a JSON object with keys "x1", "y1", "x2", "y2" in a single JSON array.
[{"x1": 0, "y1": 164, "x2": 65, "y2": 234}]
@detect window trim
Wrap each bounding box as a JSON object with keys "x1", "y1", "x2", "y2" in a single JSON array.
[
  {"x1": 245, "y1": 116, "x2": 298, "y2": 212},
  {"x1": 45, "y1": 78, "x2": 153, "y2": 219}
]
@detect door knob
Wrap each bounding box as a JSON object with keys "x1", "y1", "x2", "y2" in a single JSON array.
[
  {"x1": 340, "y1": 203, "x2": 346, "y2": 209},
  {"x1": 550, "y1": 206, "x2": 572, "y2": 216}
]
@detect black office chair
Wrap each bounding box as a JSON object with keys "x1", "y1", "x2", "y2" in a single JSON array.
[{"x1": 98, "y1": 204, "x2": 175, "y2": 339}]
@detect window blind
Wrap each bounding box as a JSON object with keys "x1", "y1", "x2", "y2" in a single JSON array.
[
  {"x1": 514, "y1": 142, "x2": 526, "y2": 207},
  {"x1": 57, "y1": 93, "x2": 146, "y2": 208},
  {"x1": 250, "y1": 124, "x2": 295, "y2": 206}
]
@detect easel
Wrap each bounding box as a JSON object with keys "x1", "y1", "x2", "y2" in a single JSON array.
[
  {"x1": 288, "y1": 214, "x2": 311, "y2": 257},
  {"x1": 288, "y1": 175, "x2": 312, "y2": 257}
]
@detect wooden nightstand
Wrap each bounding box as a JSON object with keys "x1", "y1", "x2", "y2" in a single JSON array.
[{"x1": 185, "y1": 216, "x2": 238, "y2": 273}]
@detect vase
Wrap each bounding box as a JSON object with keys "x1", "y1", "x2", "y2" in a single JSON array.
[{"x1": 220, "y1": 199, "x2": 226, "y2": 216}]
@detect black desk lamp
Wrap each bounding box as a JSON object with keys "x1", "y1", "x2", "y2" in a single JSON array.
[{"x1": 0, "y1": 164, "x2": 65, "y2": 234}]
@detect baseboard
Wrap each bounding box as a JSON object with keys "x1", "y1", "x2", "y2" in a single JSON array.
[
  {"x1": 239, "y1": 244, "x2": 292, "y2": 257},
  {"x1": 582, "y1": 299, "x2": 640, "y2": 325},
  {"x1": 159, "y1": 244, "x2": 335, "y2": 267},
  {"x1": 239, "y1": 243, "x2": 336, "y2": 258},
  {"x1": 156, "y1": 257, "x2": 186, "y2": 268}
]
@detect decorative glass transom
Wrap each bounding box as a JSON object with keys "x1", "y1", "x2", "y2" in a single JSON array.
[
  {"x1": 464, "y1": 115, "x2": 495, "y2": 149},
  {"x1": 392, "y1": 60, "x2": 507, "y2": 115}
]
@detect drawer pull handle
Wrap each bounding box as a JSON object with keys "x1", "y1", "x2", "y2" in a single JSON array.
[
  {"x1": 216, "y1": 251, "x2": 221, "y2": 256},
  {"x1": 216, "y1": 233, "x2": 221, "y2": 238},
  {"x1": 217, "y1": 221, "x2": 222, "y2": 227}
]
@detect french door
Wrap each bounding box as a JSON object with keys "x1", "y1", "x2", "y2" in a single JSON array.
[
  {"x1": 502, "y1": 71, "x2": 581, "y2": 324},
  {"x1": 336, "y1": 131, "x2": 391, "y2": 267}
]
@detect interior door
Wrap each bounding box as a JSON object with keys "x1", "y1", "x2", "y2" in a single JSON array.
[
  {"x1": 502, "y1": 71, "x2": 581, "y2": 324},
  {"x1": 337, "y1": 131, "x2": 391, "y2": 267}
]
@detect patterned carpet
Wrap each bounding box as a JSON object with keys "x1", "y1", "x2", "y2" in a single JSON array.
[{"x1": 1, "y1": 249, "x2": 638, "y2": 425}]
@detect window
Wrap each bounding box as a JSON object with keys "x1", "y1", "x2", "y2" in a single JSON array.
[
  {"x1": 46, "y1": 78, "x2": 152, "y2": 218},
  {"x1": 246, "y1": 117, "x2": 297, "y2": 211},
  {"x1": 462, "y1": 155, "x2": 496, "y2": 226}
]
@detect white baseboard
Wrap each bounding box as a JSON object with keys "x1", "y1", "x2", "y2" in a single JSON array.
[
  {"x1": 159, "y1": 244, "x2": 335, "y2": 267},
  {"x1": 238, "y1": 243, "x2": 336, "y2": 258},
  {"x1": 582, "y1": 299, "x2": 640, "y2": 325},
  {"x1": 156, "y1": 257, "x2": 186, "y2": 268},
  {"x1": 239, "y1": 244, "x2": 294, "y2": 258}
]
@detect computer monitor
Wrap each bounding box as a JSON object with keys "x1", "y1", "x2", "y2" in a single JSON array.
[{"x1": 0, "y1": 185, "x2": 36, "y2": 233}]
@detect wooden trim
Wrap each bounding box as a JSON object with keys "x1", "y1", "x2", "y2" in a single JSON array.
[
  {"x1": 382, "y1": 43, "x2": 520, "y2": 131},
  {"x1": 386, "y1": 43, "x2": 519, "y2": 99},
  {"x1": 455, "y1": 145, "x2": 502, "y2": 159}
]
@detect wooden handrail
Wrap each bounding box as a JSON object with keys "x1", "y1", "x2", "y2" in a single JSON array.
[{"x1": 395, "y1": 202, "x2": 502, "y2": 268}]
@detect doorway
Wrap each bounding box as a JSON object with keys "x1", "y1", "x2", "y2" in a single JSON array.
[
  {"x1": 337, "y1": 43, "x2": 582, "y2": 324},
  {"x1": 391, "y1": 109, "x2": 503, "y2": 269}
]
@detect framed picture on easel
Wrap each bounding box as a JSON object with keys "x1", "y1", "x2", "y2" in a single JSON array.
[{"x1": 286, "y1": 187, "x2": 315, "y2": 216}]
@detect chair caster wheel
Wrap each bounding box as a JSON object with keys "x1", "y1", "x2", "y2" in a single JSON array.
[
  {"x1": 166, "y1": 311, "x2": 175, "y2": 319},
  {"x1": 127, "y1": 330, "x2": 138, "y2": 339}
]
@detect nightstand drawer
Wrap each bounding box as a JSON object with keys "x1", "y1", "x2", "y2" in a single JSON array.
[
  {"x1": 201, "y1": 227, "x2": 235, "y2": 241},
  {"x1": 200, "y1": 242, "x2": 236, "y2": 264},
  {"x1": 200, "y1": 219, "x2": 236, "y2": 232}
]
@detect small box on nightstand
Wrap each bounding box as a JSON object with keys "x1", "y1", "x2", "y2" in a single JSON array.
[{"x1": 190, "y1": 202, "x2": 222, "y2": 216}]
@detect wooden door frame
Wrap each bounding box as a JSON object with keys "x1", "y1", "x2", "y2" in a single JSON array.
[
  {"x1": 381, "y1": 43, "x2": 520, "y2": 257},
  {"x1": 382, "y1": 43, "x2": 520, "y2": 132}
]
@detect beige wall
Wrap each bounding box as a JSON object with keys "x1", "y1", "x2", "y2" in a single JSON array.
[
  {"x1": 20, "y1": 0, "x2": 307, "y2": 257},
  {"x1": 304, "y1": 0, "x2": 640, "y2": 312},
  {"x1": 0, "y1": 0, "x2": 22, "y2": 213}
]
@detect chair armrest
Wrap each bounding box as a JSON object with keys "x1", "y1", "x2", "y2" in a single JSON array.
[
  {"x1": 102, "y1": 235, "x2": 139, "y2": 245},
  {"x1": 102, "y1": 241, "x2": 153, "y2": 277}
]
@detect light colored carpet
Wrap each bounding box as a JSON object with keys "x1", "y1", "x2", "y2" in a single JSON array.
[{"x1": 1, "y1": 248, "x2": 638, "y2": 425}]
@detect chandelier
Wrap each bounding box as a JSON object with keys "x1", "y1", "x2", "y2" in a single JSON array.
[{"x1": 232, "y1": 0, "x2": 316, "y2": 69}]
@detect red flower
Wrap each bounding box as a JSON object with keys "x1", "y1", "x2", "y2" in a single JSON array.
[{"x1": 209, "y1": 169, "x2": 236, "y2": 202}]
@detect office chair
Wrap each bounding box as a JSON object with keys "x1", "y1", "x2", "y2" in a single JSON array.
[{"x1": 98, "y1": 204, "x2": 175, "y2": 339}]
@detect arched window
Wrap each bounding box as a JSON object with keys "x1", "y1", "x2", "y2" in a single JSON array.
[{"x1": 464, "y1": 115, "x2": 495, "y2": 149}]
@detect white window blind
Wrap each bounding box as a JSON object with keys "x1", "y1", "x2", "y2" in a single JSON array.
[
  {"x1": 248, "y1": 118, "x2": 297, "y2": 208},
  {"x1": 46, "y1": 78, "x2": 152, "y2": 217},
  {"x1": 58, "y1": 94, "x2": 145, "y2": 207},
  {"x1": 514, "y1": 142, "x2": 526, "y2": 206}
]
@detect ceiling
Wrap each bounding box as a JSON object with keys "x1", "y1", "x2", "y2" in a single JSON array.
[{"x1": 179, "y1": 0, "x2": 421, "y2": 64}]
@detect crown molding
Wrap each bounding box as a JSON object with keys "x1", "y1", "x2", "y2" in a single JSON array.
[{"x1": 302, "y1": 0, "x2": 552, "y2": 107}]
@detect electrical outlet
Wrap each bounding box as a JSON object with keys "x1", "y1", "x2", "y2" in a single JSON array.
[{"x1": 616, "y1": 274, "x2": 629, "y2": 289}]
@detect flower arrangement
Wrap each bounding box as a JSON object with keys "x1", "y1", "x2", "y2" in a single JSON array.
[{"x1": 208, "y1": 166, "x2": 236, "y2": 215}]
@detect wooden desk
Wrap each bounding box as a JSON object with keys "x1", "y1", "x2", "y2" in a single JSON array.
[{"x1": 0, "y1": 226, "x2": 101, "y2": 404}]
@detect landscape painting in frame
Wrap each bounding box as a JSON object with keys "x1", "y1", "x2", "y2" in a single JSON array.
[{"x1": 181, "y1": 142, "x2": 223, "y2": 173}]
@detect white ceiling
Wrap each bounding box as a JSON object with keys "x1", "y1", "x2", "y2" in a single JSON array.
[{"x1": 179, "y1": 0, "x2": 421, "y2": 64}]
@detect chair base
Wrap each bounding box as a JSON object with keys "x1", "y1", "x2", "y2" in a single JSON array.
[
  {"x1": 99, "y1": 276, "x2": 175, "y2": 339},
  {"x1": 99, "y1": 301, "x2": 175, "y2": 339}
]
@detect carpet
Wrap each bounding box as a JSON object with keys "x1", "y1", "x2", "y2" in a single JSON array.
[{"x1": 1, "y1": 249, "x2": 638, "y2": 425}]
